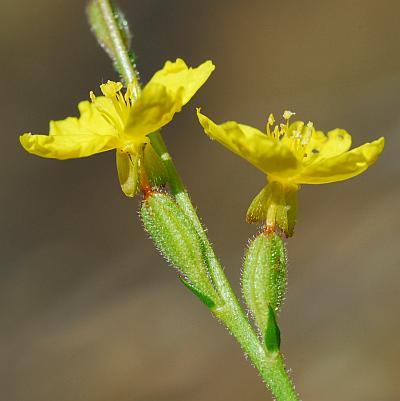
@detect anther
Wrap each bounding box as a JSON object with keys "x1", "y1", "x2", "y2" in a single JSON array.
[{"x1": 283, "y1": 110, "x2": 295, "y2": 120}]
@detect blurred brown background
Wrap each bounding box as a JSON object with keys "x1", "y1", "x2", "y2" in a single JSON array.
[{"x1": 1, "y1": 0, "x2": 399, "y2": 400}]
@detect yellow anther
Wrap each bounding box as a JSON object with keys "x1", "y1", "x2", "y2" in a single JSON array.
[
  {"x1": 100, "y1": 81, "x2": 123, "y2": 98},
  {"x1": 283, "y1": 110, "x2": 295, "y2": 120},
  {"x1": 266, "y1": 113, "x2": 276, "y2": 136},
  {"x1": 268, "y1": 113, "x2": 275, "y2": 126}
]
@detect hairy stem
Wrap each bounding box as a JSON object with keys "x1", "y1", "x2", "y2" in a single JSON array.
[{"x1": 94, "y1": 1, "x2": 299, "y2": 399}]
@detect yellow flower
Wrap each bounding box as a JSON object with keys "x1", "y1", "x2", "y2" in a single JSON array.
[
  {"x1": 197, "y1": 109, "x2": 384, "y2": 236},
  {"x1": 20, "y1": 59, "x2": 215, "y2": 197}
]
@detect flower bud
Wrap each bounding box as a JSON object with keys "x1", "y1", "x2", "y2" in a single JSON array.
[
  {"x1": 86, "y1": 0, "x2": 132, "y2": 84},
  {"x1": 141, "y1": 192, "x2": 218, "y2": 307},
  {"x1": 242, "y1": 231, "x2": 287, "y2": 345}
]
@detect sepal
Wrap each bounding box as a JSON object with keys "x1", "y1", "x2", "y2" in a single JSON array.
[
  {"x1": 246, "y1": 182, "x2": 298, "y2": 237},
  {"x1": 116, "y1": 149, "x2": 140, "y2": 197},
  {"x1": 142, "y1": 143, "x2": 168, "y2": 188}
]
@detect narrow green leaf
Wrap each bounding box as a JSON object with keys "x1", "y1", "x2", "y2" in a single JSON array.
[
  {"x1": 265, "y1": 305, "x2": 281, "y2": 352},
  {"x1": 180, "y1": 277, "x2": 216, "y2": 309}
]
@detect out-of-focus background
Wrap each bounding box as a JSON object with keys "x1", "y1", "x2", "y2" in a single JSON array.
[{"x1": 1, "y1": 0, "x2": 399, "y2": 400}]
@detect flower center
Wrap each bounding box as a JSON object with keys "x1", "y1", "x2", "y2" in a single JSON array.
[
  {"x1": 266, "y1": 111, "x2": 316, "y2": 160},
  {"x1": 90, "y1": 80, "x2": 136, "y2": 136}
]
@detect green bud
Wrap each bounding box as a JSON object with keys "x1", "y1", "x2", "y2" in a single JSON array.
[
  {"x1": 86, "y1": 0, "x2": 132, "y2": 84},
  {"x1": 141, "y1": 193, "x2": 218, "y2": 307},
  {"x1": 242, "y1": 232, "x2": 287, "y2": 335}
]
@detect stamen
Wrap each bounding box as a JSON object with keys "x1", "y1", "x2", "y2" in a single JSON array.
[
  {"x1": 97, "y1": 81, "x2": 134, "y2": 132},
  {"x1": 301, "y1": 121, "x2": 313, "y2": 145},
  {"x1": 266, "y1": 113, "x2": 275, "y2": 136},
  {"x1": 100, "y1": 81, "x2": 123, "y2": 98},
  {"x1": 90, "y1": 92, "x2": 123, "y2": 132},
  {"x1": 264, "y1": 110, "x2": 319, "y2": 161},
  {"x1": 111, "y1": 92, "x2": 127, "y2": 124},
  {"x1": 124, "y1": 83, "x2": 133, "y2": 103},
  {"x1": 268, "y1": 113, "x2": 275, "y2": 126},
  {"x1": 283, "y1": 110, "x2": 295, "y2": 132},
  {"x1": 283, "y1": 110, "x2": 295, "y2": 120},
  {"x1": 96, "y1": 105, "x2": 120, "y2": 130}
]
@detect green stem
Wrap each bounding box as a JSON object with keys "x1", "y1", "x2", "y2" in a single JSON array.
[
  {"x1": 95, "y1": 1, "x2": 299, "y2": 399},
  {"x1": 175, "y1": 191, "x2": 298, "y2": 401}
]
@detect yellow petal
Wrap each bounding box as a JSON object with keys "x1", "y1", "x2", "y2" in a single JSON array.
[
  {"x1": 197, "y1": 110, "x2": 299, "y2": 176},
  {"x1": 124, "y1": 59, "x2": 214, "y2": 138},
  {"x1": 297, "y1": 137, "x2": 384, "y2": 184},
  {"x1": 50, "y1": 98, "x2": 118, "y2": 136},
  {"x1": 124, "y1": 82, "x2": 184, "y2": 138},
  {"x1": 116, "y1": 149, "x2": 140, "y2": 197},
  {"x1": 148, "y1": 59, "x2": 215, "y2": 105},
  {"x1": 20, "y1": 133, "x2": 119, "y2": 160},
  {"x1": 305, "y1": 128, "x2": 352, "y2": 160}
]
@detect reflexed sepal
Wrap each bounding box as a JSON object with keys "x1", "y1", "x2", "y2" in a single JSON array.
[
  {"x1": 264, "y1": 305, "x2": 281, "y2": 353},
  {"x1": 141, "y1": 193, "x2": 218, "y2": 303},
  {"x1": 142, "y1": 143, "x2": 168, "y2": 188},
  {"x1": 246, "y1": 181, "x2": 298, "y2": 237},
  {"x1": 242, "y1": 231, "x2": 287, "y2": 333}
]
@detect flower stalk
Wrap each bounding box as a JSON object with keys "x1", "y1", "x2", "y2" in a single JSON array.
[{"x1": 88, "y1": 1, "x2": 300, "y2": 399}]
